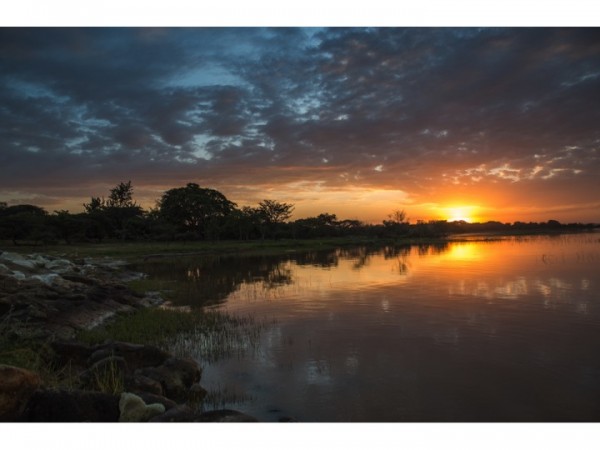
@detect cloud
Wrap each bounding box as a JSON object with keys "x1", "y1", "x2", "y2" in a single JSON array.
[{"x1": 1, "y1": 27, "x2": 599, "y2": 221}]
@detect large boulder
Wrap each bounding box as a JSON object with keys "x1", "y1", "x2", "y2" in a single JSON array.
[
  {"x1": 135, "y1": 357, "x2": 201, "y2": 402},
  {"x1": 50, "y1": 340, "x2": 95, "y2": 368},
  {"x1": 118, "y1": 392, "x2": 165, "y2": 422},
  {"x1": 88, "y1": 342, "x2": 170, "y2": 372},
  {"x1": 128, "y1": 373, "x2": 164, "y2": 396},
  {"x1": 0, "y1": 365, "x2": 42, "y2": 421},
  {"x1": 24, "y1": 389, "x2": 120, "y2": 422}
]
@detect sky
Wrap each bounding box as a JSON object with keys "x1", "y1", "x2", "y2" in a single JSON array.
[{"x1": 1, "y1": 26, "x2": 600, "y2": 223}]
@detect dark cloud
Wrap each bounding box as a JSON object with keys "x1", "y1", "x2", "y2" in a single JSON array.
[{"x1": 1, "y1": 27, "x2": 599, "y2": 221}]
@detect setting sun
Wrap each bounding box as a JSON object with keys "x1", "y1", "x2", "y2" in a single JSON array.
[{"x1": 443, "y1": 206, "x2": 479, "y2": 223}]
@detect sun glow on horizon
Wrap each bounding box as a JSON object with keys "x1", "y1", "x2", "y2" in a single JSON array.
[{"x1": 443, "y1": 205, "x2": 480, "y2": 223}]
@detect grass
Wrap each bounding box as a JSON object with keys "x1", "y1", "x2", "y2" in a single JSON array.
[
  {"x1": 88, "y1": 356, "x2": 125, "y2": 395},
  {"x1": 0, "y1": 236, "x2": 452, "y2": 262},
  {"x1": 77, "y1": 307, "x2": 267, "y2": 364},
  {"x1": 197, "y1": 384, "x2": 253, "y2": 411},
  {"x1": 0, "y1": 336, "x2": 80, "y2": 390}
]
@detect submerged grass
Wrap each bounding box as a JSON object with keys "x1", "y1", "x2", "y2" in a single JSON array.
[{"x1": 196, "y1": 383, "x2": 253, "y2": 412}]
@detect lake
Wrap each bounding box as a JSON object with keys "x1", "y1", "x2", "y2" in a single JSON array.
[{"x1": 136, "y1": 232, "x2": 600, "y2": 421}]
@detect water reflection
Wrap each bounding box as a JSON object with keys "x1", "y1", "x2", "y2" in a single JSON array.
[
  {"x1": 136, "y1": 243, "x2": 449, "y2": 307},
  {"x1": 140, "y1": 233, "x2": 600, "y2": 421}
]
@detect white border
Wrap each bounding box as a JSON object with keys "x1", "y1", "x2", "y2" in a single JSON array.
[{"x1": 2, "y1": 0, "x2": 600, "y2": 26}]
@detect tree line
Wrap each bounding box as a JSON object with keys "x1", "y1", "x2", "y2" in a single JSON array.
[{"x1": 0, "y1": 181, "x2": 596, "y2": 245}]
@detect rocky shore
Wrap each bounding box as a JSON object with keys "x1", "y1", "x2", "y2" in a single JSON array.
[{"x1": 0, "y1": 250, "x2": 257, "y2": 422}]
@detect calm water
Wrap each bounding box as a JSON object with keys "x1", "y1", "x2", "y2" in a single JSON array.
[{"x1": 137, "y1": 233, "x2": 600, "y2": 421}]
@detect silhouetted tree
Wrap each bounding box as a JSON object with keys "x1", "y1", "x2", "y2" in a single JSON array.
[
  {"x1": 158, "y1": 183, "x2": 236, "y2": 239},
  {"x1": 83, "y1": 196, "x2": 105, "y2": 213},
  {"x1": 0, "y1": 204, "x2": 49, "y2": 245},
  {"x1": 49, "y1": 210, "x2": 80, "y2": 244},
  {"x1": 107, "y1": 180, "x2": 135, "y2": 208},
  {"x1": 293, "y1": 213, "x2": 338, "y2": 238},
  {"x1": 257, "y1": 199, "x2": 294, "y2": 239},
  {"x1": 383, "y1": 209, "x2": 409, "y2": 236},
  {"x1": 82, "y1": 181, "x2": 144, "y2": 240}
]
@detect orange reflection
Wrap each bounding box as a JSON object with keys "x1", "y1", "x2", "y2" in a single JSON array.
[{"x1": 445, "y1": 243, "x2": 482, "y2": 261}]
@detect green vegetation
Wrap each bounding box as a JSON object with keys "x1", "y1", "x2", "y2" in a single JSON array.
[
  {"x1": 87, "y1": 357, "x2": 126, "y2": 395},
  {"x1": 0, "y1": 235, "x2": 441, "y2": 261},
  {"x1": 2, "y1": 180, "x2": 595, "y2": 248},
  {"x1": 0, "y1": 336, "x2": 79, "y2": 390},
  {"x1": 77, "y1": 307, "x2": 265, "y2": 364}
]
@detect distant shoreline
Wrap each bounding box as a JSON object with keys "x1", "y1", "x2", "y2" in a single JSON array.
[{"x1": 2, "y1": 227, "x2": 597, "y2": 262}]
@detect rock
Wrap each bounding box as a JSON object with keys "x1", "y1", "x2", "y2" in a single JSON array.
[
  {"x1": 89, "y1": 342, "x2": 170, "y2": 371},
  {"x1": 0, "y1": 253, "x2": 165, "y2": 341},
  {"x1": 11, "y1": 271, "x2": 26, "y2": 281},
  {"x1": 0, "y1": 252, "x2": 37, "y2": 270},
  {"x1": 24, "y1": 389, "x2": 120, "y2": 422},
  {"x1": 136, "y1": 393, "x2": 177, "y2": 411},
  {"x1": 30, "y1": 273, "x2": 61, "y2": 285},
  {"x1": 60, "y1": 274, "x2": 97, "y2": 286},
  {"x1": 136, "y1": 357, "x2": 201, "y2": 402},
  {"x1": 148, "y1": 405, "x2": 197, "y2": 422},
  {"x1": 128, "y1": 373, "x2": 164, "y2": 396},
  {"x1": 188, "y1": 383, "x2": 208, "y2": 403},
  {"x1": 44, "y1": 259, "x2": 74, "y2": 272},
  {"x1": 0, "y1": 365, "x2": 42, "y2": 421},
  {"x1": 50, "y1": 340, "x2": 94, "y2": 368},
  {"x1": 162, "y1": 357, "x2": 202, "y2": 386},
  {"x1": 194, "y1": 409, "x2": 258, "y2": 422},
  {"x1": 118, "y1": 392, "x2": 165, "y2": 422}
]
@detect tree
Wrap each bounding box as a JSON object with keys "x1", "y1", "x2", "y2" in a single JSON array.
[
  {"x1": 258, "y1": 199, "x2": 294, "y2": 224},
  {"x1": 0, "y1": 204, "x2": 49, "y2": 245},
  {"x1": 257, "y1": 199, "x2": 294, "y2": 239},
  {"x1": 384, "y1": 209, "x2": 408, "y2": 225},
  {"x1": 107, "y1": 180, "x2": 135, "y2": 208},
  {"x1": 82, "y1": 181, "x2": 144, "y2": 240},
  {"x1": 292, "y1": 213, "x2": 338, "y2": 238},
  {"x1": 83, "y1": 196, "x2": 105, "y2": 213},
  {"x1": 382, "y1": 209, "x2": 409, "y2": 236},
  {"x1": 158, "y1": 183, "x2": 237, "y2": 239}
]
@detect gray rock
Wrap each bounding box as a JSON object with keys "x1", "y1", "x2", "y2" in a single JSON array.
[
  {"x1": 136, "y1": 392, "x2": 177, "y2": 411},
  {"x1": 119, "y1": 392, "x2": 165, "y2": 422}
]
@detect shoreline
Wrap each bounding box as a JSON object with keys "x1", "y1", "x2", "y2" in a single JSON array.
[
  {"x1": 2, "y1": 228, "x2": 596, "y2": 263},
  {"x1": 0, "y1": 250, "x2": 257, "y2": 422}
]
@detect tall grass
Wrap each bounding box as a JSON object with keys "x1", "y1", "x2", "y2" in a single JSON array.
[{"x1": 77, "y1": 307, "x2": 267, "y2": 364}]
